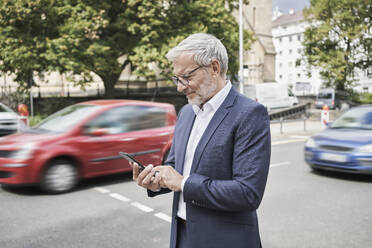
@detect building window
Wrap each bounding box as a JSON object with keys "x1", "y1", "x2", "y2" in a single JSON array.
[
  {"x1": 366, "y1": 68, "x2": 372, "y2": 78},
  {"x1": 288, "y1": 74, "x2": 293, "y2": 82},
  {"x1": 297, "y1": 48, "x2": 302, "y2": 53},
  {"x1": 279, "y1": 38, "x2": 282, "y2": 43},
  {"x1": 297, "y1": 73, "x2": 301, "y2": 78},
  {"x1": 279, "y1": 63, "x2": 283, "y2": 68},
  {"x1": 279, "y1": 75, "x2": 283, "y2": 79},
  {"x1": 279, "y1": 51, "x2": 283, "y2": 55},
  {"x1": 289, "y1": 49, "x2": 292, "y2": 54},
  {"x1": 289, "y1": 62, "x2": 293, "y2": 67},
  {"x1": 295, "y1": 59, "x2": 301, "y2": 67},
  {"x1": 289, "y1": 36, "x2": 292, "y2": 42},
  {"x1": 297, "y1": 35, "x2": 301, "y2": 41}
]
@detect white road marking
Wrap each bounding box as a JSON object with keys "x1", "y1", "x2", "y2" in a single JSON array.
[
  {"x1": 93, "y1": 189, "x2": 172, "y2": 223},
  {"x1": 131, "y1": 202, "x2": 154, "y2": 213},
  {"x1": 272, "y1": 139, "x2": 305, "y2": 145},
  {"x1": 289, "y1": 135, "x2": 310, "y2": 139},
  {"x1": 93, "y1": 187, "x2": 110, "y2": 194},
  {"x1": 109, "y1": 193, "x2": 131, "y2": 202},
  {"x1": 154, "y1": 212, "x2": 172, "y2": 223},
  {"x1": 270, "y1": 161, "x2": 290, "y2": 168}
]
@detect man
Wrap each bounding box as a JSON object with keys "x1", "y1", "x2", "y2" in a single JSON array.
[{"x1": 131, "y1": 33, "x2": 271, "y2": 248}]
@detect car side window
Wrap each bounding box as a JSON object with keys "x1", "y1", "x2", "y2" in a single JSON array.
[
  {"x1": 84, "y1": 105, "x2": 167, "y2": 135},
  {"x1": 130, "y1": 106, "x2": 167, "y2": 131}
]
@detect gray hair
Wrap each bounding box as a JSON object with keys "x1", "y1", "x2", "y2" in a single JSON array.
[{"x1": 166, "y1": 33, "x2": 228, "y2": 77}]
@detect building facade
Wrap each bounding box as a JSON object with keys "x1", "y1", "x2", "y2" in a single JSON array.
[
  {"x1": 272, "y1": 9, "x2": 322, "y2": 95},
  {"x1": 272, "y1": 9, "x2": 372, "y2": 95},
  {"x1": 238, "y1": 0, "x2": 276, "y2": 85}
]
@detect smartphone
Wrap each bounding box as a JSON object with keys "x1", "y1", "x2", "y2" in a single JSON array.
[{"x1": 118, "y1": 152, "x2": 145, "y2": 170}]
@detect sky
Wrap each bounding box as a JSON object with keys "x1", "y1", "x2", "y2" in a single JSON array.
[{"x1": 272, "y1": 0, "x2": 310, "y2": 12}]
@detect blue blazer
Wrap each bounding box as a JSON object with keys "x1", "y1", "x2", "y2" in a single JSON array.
[{"x1": 149, "y1": 87, "x2": 271, "y2": 248}]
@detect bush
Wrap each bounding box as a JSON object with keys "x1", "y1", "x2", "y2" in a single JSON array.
[
  {"x1": 37, "y1": 97, "x2": 75, "y2": 116},
  {"x1": 29, "y1": 114, "x2": 47, "y2": 127},
  {"x1": 0, "y1": 91, "x2": 28, "y2": 112},
  {"x1": 357, "y1": 92, "x2": 372, "y2": 104}
]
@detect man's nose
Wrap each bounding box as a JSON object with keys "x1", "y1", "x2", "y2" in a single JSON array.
[{"x1": 177, "y1": 82, "x2": 187, "y2": 92}]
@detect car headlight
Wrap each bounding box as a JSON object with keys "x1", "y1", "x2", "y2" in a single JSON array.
[
  {"x1": 305, "y1": 138, "x2": 317, "y2": 148},
  {"x1": 10, "y1": 142, "x2": 37, "y2": 160},
  {"x1": 357, "y1": 144, "x2": 372, "y2": 153}
]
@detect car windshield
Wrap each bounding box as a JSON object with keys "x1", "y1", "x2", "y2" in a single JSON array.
[
  {"x1": 317, "y1": 92, "x2": 332, "y2": 99},
  {"x1": 330, "y1": 107, "x2": 372, "y2": 130},
  {"x1": 35, "y1": 104, "x2": 101, "y2": 132},
  {"x1": 0, "y1": 103, "x2": 13, "y2": 113}
]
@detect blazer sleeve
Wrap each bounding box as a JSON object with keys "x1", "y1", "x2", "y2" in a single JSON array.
[
  {"x1": 147, "y1": 140, "x2": 174, "y2": 197},
  {"x1": 183, "y1": 104, "x2": 271, "y2": 211},
  {"x1": 147, "y1": 106, "x2": 184, "y2": 197}
]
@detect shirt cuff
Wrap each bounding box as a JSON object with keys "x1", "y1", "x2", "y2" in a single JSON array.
[{"x1": 181, "y1": 176, "x2": 189, "y2": 192}]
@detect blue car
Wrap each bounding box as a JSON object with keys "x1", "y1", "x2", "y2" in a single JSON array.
[{"x1": 305, "y1": 105, "x2": 372, "y2": 174}]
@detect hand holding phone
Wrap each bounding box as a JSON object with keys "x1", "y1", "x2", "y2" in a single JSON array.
[
  {"x1": 120, "y1": 152, "x2": 161, "y2": 191},
  {"x1": 118, "y1": 152, "x2": 145, "y2": 170}
]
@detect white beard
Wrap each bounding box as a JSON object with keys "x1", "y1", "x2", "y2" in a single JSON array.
[{"x1": 188, "y1": 78, "x2": 217, "y2": 106}]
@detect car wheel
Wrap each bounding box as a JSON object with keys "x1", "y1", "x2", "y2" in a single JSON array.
[{"x1": 41, "y1": 159, "x2": 79, "y2": 194}]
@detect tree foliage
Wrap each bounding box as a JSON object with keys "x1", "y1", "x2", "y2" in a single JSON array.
[
  {"x1": 0, "y1": 0, "x2": 253, "y2": 97},
  {"x1": 302, "y1": 0, "x2": 372, "y2": 90}
]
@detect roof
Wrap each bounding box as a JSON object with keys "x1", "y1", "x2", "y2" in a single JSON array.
[{"x1": 272, "y1": 10, "x2": 304, "y2": 27}]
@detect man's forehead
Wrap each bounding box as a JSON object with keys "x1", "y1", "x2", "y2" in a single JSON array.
[{"x1": 173, "y1": 53, "x2": 195, "y2": 75}]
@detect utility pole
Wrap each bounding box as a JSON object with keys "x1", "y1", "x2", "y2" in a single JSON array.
[
  {"x1": 28, "y1": 71, "x2": 34, "y2": 117},
  {"x1": 239, "y1": 0, "x2": 244, "y2": 94}
]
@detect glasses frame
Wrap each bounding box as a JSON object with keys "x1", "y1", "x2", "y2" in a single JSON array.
[{"x1": 171, "y1": 65, "x2": 204, "y2": 87}]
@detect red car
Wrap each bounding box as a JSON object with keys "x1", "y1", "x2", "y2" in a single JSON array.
[{"x1": 0, "y1": 100, "x2": 176, "y2": 193}]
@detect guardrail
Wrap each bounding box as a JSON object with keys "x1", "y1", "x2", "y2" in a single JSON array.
[
  {"x1": 268, "y1": 103, "x2": 310, "y2": 121},
  {"x1": 270, "y1": 117, "x2": 309, "y2": 134}
]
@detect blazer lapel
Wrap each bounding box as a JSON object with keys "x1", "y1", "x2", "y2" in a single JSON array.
[
  {"x1": 190, "y1": 87, "x2": 238, "y2": 173},
  {"x1": 175, "y1": 106, "x2": 196, "y2": 173}
]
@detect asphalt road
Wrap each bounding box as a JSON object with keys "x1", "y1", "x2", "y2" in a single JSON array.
[
  {"x1": 1, "y1": 137, "x2": 371, "y2": 248},
  {"x1": 261, "y1": 138, "x2": 372, "y2": 248}
]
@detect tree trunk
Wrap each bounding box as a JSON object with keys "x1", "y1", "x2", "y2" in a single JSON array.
[
  {"x1": 101, "y1": 73, "x2": 120, "y2": 99},
  {"x1": 100, "y1": 60, "x2": 130, "y2": 98}
]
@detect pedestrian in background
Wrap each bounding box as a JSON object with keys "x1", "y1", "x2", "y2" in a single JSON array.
[{"x1": 131, "y1": 33, "x2": 271, "y2": 248}]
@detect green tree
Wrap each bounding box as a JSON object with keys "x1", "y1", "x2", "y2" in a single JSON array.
[
  {"x1": 0, "y1": 0, "x2": 253, "y2": 98},
  {"x1": 302, "y1": 0, "x2": 372, "y2": 91},
  {"x1": 0, "y1": 0, "x2": 57, "y2": 89}
]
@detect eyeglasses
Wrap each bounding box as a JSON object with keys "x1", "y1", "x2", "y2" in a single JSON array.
[{"x1": 171, "y1": 65, "x2": 204, "y2": 87}]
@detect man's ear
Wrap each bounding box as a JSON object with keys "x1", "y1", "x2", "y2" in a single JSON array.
[{"x1": 211, "y1": 60, "x2": 221, "y2": 76}]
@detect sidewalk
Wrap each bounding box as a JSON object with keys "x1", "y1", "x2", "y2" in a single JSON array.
[{"x1": 270, "y1": 119, "x2": 324, "y2": 140}]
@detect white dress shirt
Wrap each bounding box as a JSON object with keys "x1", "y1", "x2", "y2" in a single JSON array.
[{"x1": 177, "y1": 81, "x2": 232, "y2": 220}]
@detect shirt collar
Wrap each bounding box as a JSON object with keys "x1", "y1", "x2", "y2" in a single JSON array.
[{"x1": 192, "y1": 81, "x2": 232, "y2": 115}]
